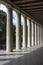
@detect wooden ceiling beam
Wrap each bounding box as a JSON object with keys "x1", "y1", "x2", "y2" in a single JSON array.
[
  {"x1": 26, "y1": 11, "x2": 43, "y2": 14},
  {"x1": 23, "y1": 6, "x2": 43, "y2": 10},
  {"x1": 14, "y1": 1, "x2": 43, "y2": 5},
  {"x1": 26, "y1": 9, "x2": 43, "y2": 12},
  {"x1": 18, "y1": 2, "x2": 43, "y2": 7},
  {"x1": 14, "y1": 0, "x2": 35, "y2": 4},
  {"x1": 19, "y1": 3, "x2": 43, "y2": 8}
]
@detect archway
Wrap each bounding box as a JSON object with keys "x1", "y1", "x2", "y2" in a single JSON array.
[{"x1": 0, "y1": 4, "x2": 7, "y2": 50}]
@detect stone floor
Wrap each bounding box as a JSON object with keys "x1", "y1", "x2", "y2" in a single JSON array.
[{"x1": 0, "y1": 45, "x2": 43, "y2": 65}]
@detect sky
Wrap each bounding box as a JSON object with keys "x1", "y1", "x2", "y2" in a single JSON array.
[
  {"x1": 0, "y1": 4, "x2": 28, "y2": 26},
  {"x1": 0, "y1": 4, "x2": 7, "y2": 13},
  {"x1": 0, "y1": 4, "x2": 17, "y2": 26}
]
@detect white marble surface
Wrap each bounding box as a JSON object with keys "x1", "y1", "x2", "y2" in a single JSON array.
[{"x1": 0, "y1": 45, "x2": 43, "y2": 65}]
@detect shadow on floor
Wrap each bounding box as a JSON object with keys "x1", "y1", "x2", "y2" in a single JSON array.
[{"x1": 1, "y1": 47, "x2": 43, "y2": 65}]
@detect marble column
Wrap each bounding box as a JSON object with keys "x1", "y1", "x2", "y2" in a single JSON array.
[
  {"x1": 6, "y1": 8, "x2": 13, "y2": 52},
  {"x1": 22, "y1": 16, "x2": 27, "y2": 49},
  {"x1": 42, "y1": 27, "x2": 43, "y2": 45},
  {"x1": 31, "y1": 20, "x2": 35, "y2": 46},
  {"x1": 35, "y1": 22, "x2": 37, "y2": 46},
  {"x1": 41, "y1": 26, "x2": 42, "y2": 45},
  {"x1": 16, "y1": 12, "x2": 21, "y2": 50},
  {"x1": 37, "y1": 24, "x2": 40, "y2": 45},
  {"x1": 27, "y1": 19, "x2": 31, "y2": 47},
  {"x1": 42, "y1": 28, "x2": 43, "y2": 45},
  {"x1": 41, "y1": 27, "x2": 42, "y2": 45},
  {"x1": 40, "y1": 25, "x2": 41, "y2": 45},
  {"x1": 36, "y1": 24, "x2": 38, "y2": 45},
  {"x1": 39, "y1": 25, "x2": 40, "y2": 45}
]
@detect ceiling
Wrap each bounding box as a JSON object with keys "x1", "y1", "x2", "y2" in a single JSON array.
[{"x1": 10, "y1": 0, "x2": 43, "y2": 25}]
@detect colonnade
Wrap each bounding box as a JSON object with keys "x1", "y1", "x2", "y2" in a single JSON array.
[{"x1": 4, "y1": 5, "x2": 43, "y2": 52}]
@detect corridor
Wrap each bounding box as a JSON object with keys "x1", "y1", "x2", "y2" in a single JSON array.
[
  {"x1": 0, "y1": 45, "x2": 43, "y2": 65},
  {"x1": 0, "y1": 0, "x2": 43, "y2": 65}
]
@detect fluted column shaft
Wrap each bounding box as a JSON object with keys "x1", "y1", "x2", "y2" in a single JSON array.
[
  {"x1": 22, "y1": 16, "x2": 27, "y2": 49},
  {"x1": 35, "y1": 22, "x2": 37, "y2": 46},
  {"x1": 6, "y1": 8, "x2": 13, "y2": 52},
  {"x1": 31, "y1": 21, "x2": 35, "y2": 46},
  {"x1": 37, "y1": 24, "x2": 40, "y2": 45},
  {"x1": 16, "y1": 12, "x2": 21, "y2": 49},
  {"x1": 27, "y1": 19, "x2": 31, "y2": 47}
]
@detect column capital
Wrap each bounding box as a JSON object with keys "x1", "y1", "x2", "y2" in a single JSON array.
[
  {"x1": 27, "y1": 17, "x2": 31, "y2": 22},
  {"x1": 31, "y1": 19, "x2": 35, "y2": 24},
  {"x1": 21, "y1": 13, "x2": 27, "y2": 18},
  {"x1": 7, "y1": 7, "x2": 12, "y2": 12}
]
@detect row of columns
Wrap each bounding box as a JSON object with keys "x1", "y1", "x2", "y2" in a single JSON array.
[{"x1": 6, "y1": 7, "x2": 43, "y2": 52}]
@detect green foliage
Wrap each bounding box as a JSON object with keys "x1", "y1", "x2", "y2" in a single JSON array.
[{"x1": 0, "y1": 10, "x2": 6, "y2": 41}]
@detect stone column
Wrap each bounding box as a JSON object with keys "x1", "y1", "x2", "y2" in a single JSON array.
[
  {"x1": 37, "y1": 24, "x2": 40, "y2": 45},
  {"x1": 36, "y1": 24, "x2": 38, "y2": 45},
  {"x1": 39, "y1": 24, "x2": 40, "y2": 45},
  {"x1": 22, "y1": 16, "x2": 27, "y2": 49},
  {"x1": 27, "y1": 19, "x2": 31, "y2": 47},
  {"x1": 31, "y1": 20, "x2": 35, "y2": 46},
  {"x1": 40, "y1": 25, "x2": 41, "y2": 45},
  {"x1": 35, "y1": 22, "x2": 37, "y2": 46},
  {"x1": 42, "y1": 27, "x2": 43, "y2": 45},
  {"x1": 41, "y1": 27, "x2": 42, "y2": 45},
  {"x1": 6, "y1": 8, "x2": 13, "y2": 52},
  {"x1": 41, "y1": 26, "x2": 42, "y2": 45},
  {"x1": 16, "y1": 12, "x2": 21, "y2": 50}
]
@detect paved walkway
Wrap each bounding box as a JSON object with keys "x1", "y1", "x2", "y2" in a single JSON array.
[{"x1": 0, "y1": 45, "x2": 43, "y2": 65}]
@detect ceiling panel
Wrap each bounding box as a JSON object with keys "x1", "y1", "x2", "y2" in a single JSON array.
[{"x1": 10, "y1": 0, "x2": 43, "y2": 25}]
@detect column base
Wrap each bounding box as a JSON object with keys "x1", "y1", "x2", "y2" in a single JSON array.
[
  {"x1": 13, "y1": 49, "x2": 21, "y2": 52},
  {"x1": 6, "y1": 50, "x2": 13, "y2": 52},
  {"x1": 21, "y1": 47, "x2": 26, "y2": 50},
  {"x1": 27, "y1": 44, "x2": 30, "y2": 48}
]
